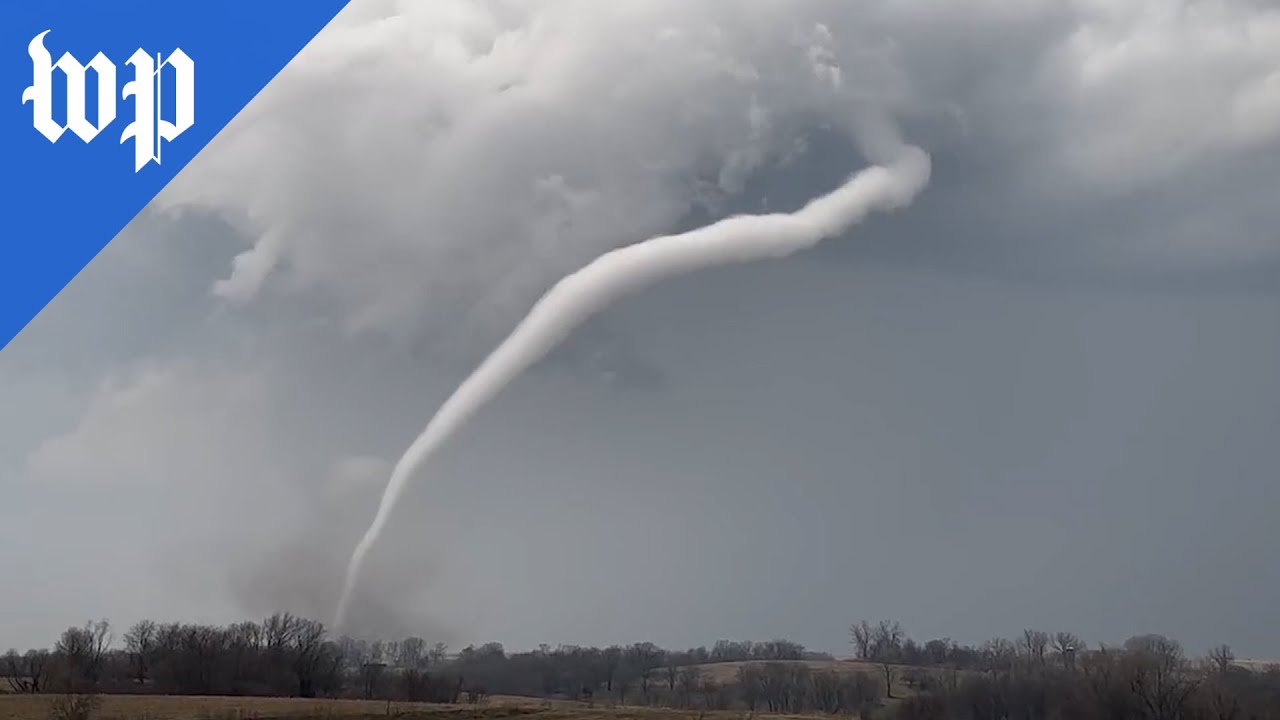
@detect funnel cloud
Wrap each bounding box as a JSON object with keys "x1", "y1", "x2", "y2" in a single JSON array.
[{"x1": 336, "y1": 144, "x2": 931, "y2": 629}]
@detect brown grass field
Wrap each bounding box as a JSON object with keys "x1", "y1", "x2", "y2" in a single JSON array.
[{"x1": 0, "y1": 694, "x2": 823, "y2": 720}]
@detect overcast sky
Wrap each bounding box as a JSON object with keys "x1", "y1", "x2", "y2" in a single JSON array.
[{"x1": 3, "y1": 0, "x2": 1279, "y2": 659}]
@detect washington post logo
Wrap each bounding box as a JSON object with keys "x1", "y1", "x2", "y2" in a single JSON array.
[{"x1": 22, "y1": 30, "x2": 194, "y2": 172}]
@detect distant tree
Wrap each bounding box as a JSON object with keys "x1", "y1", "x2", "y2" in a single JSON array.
[
  {"x1": 429, "y1": 642, "x2": 449, "y2": 665},
  {"x1": 871, "y1": 621, "x2": 905, "y2": 698},
  {"x1": 1122, "y1": 634, "x2": 1198, "y2": 720},
  {"x1": 737, "y1": 665, "x2": 763, "y2": 711},
  {"x1": 383, "y1": 639, "x2": 401, "y2": 667},
  {"x1": 317, "y1": 640, "x2": 345, "y2": 697},
  {"x1": 901, "y1": 638, "x2": 925, "y2": 666},
  {"x1": 359, "y1": 661, "x2": 386, "y2": 699},
  {"x1": 177, "y1": 624, "x2": 226, "y2": 694},
  {"x1": 663, "y1": 654, "x2": 678, "y2": 691},
  {"x1": 625, "y1": 642, "x2": 662, "y2": 701},
  {"x1": 56, "y1": 620, "x2": 111, "y2": 690},
  {"x1": 122, "y1": 620, "x2": 156, "y2": 685},
  {"x1": 755, "y1": 638, "x2": 805, "y2": 660},
  {"x1": 1052, "y1": 632, "x2": 1083, "y2": 670},
  {"x1": 712, "y1": 640, "x2": 751, "y2": 662},
  {"x1": 675, "y1": 666, "x2": 702, "y2": 707},
  {"x1": 1208, "y1": 644, "x2": 1235, "y2": 674},
  {"x1": 368, "y1": 639, "x2": 386, "y2": 666},
  {"x1": 872, "y1": 620, "x2": 905, "y2": 658},
  {"x1": 850, "y1": 621, "x2": 873, "y2": 659},
  {"x1": 289, "y1": 618, "x2": 327, "y2": 698},
  {"x1": 615, "y1": 670, "x2": 633, "y2": 705},
  {"x1": 1019, "y1": 629, "x2": 1050, "y2": 666},
  {"x1": 3, "y1": 649, "x2": 50, "y2": 693},
  {"x1": 225, "y1": 621, "x2": 261, "y2": 691},
  {"x1": 698, "y1": 676, "x2": 726, "y2": 710},
  {"x1": 811, "y1": 670, "x2": 844, "y2": 713},
  {"x1": 923, "y1": 638, "x2": 951, "y2": 666},
  {"x1": 337, "y1": 636, "x2": 368, "y2": 672},
  {"x1": 402, "y1": 667, "x2": 428, "y2": 701},
  {"x1": 602, "y1": 645, "x2": 622, "y2": 692},
  {"x1": 399, "y1": 636, "x2": 426, "y2": 669},
  {"x1": 261, "y1": 613, "x2": 295, "y2": 658}
]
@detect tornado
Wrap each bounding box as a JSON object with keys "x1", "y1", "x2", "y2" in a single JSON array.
[{"x1": 334, "y1": 143, "x2": 931, "y2": 631}]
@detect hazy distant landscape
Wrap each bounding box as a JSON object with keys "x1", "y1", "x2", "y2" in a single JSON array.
[{"x1": 4, "y1": 616, "x2": 1278, "y2": 719}]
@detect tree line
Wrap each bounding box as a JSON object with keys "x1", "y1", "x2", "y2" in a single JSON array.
[
  {"x1": 2, "y1": 614, "x2": 828, "y2": 706},
  {"x1": 845, "y1": 619, "x2": 1280, "y2": 720},
  {"x1": 4, "y1": 614, "x2": 1278, "y2": 719}
]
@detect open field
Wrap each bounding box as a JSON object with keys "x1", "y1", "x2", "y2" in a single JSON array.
[{"x1": 0, "y1": 695, "x2": 817, "y2": 720}]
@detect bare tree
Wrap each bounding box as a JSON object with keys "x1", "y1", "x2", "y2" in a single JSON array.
[
  {"x1": 869, "y1": 620, "x2": 905, "y2": 698},
  {"x1": 262, "y1": 613, "x2": 296, "y2": 656},
  {"x1": 1020, "y1": 629, "x2": 1051, "y2": 666},
  {"x1": 316, "y1": 640, "x2": 345, "y2": 697},
  {"x1": 737, "y1": 665, "x2": 763, "y2": 711},
  {"x1": 225, "y1": 621, "x2": 261, "y2": 691},
  {"x1": 625, "y1": 642, "x2": 662, "y2": 702},
  {"x1": 602, "y1": 645, "x2": 622, "y2": 692},
  {"x1": 383, "y1": 640, "x2": 401, "y2": 668},
  {"x1": 290, "y1": 618, "x2": 328, "y2": 698},
  {"x1": 56, "y1": 620, "x2": 111, "y2": 690},
  {"x1": 923, "y1": 638, "x2": 951, "y2": 666},
  {"x1": 850, "y1": 621, "x2": 874, "y2": 659},
  {"x1": 429, "y1": 642, "x2": 449, "y2": 665},
  {"x1": 871, "y1": 620, "x2": 904, "y2": 658},
  {"x1": 615, "y1": 671, "x2": 633, "y2": 705},
  {"x1": 123, "y1": 620, "x2": 156, "y2": 685},
  {"x1": 401, "y1": 667, "x2": 428, "y2": 701},
  {"x1": 981, "y1": 637, "x2": 1017, "y2": 675},
  {"x1": 675, "y1": 666, "x2": 702, "y2": 707},
  {"x1": 1052, "y1": 632, "x2": 1083, "y2": 670},
  {"x1": 1208, "y1": 644, "x2": 1235, "y2": 675},
  {"x1": 359, "y1": 661, "x2": 386, "y2": 699},
  {"x1": 3, "y1": 649, "x2": 50, "y2": 693},
  {"x1": 698, "y1": 676, "x2": 726, "y2": 710},
  {"x1": 1122, "y1": 634, "x2": 1198, "y2": 720},
  {"x1": 878, "y1": 658, "x2": 899, "y2": 699},
  {"x1": 399, "y1": 636, "x2": 427, "y2": 669}
]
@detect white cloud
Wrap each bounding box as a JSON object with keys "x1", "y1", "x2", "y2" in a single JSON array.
[
  {"x1": 158, "y1": 0, "x2": 914, "y2": 336},
  {"x1": 1050, "y1": 1, "x2": 1280, "y2": 183},
  {"x1": 155, "y1": 0, "x2": 1280, "y2": 340}
]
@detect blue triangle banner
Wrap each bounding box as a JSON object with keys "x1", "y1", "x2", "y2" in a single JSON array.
[{"x1": 0, "y1": 0, "x2": 351, "y2": 350}]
